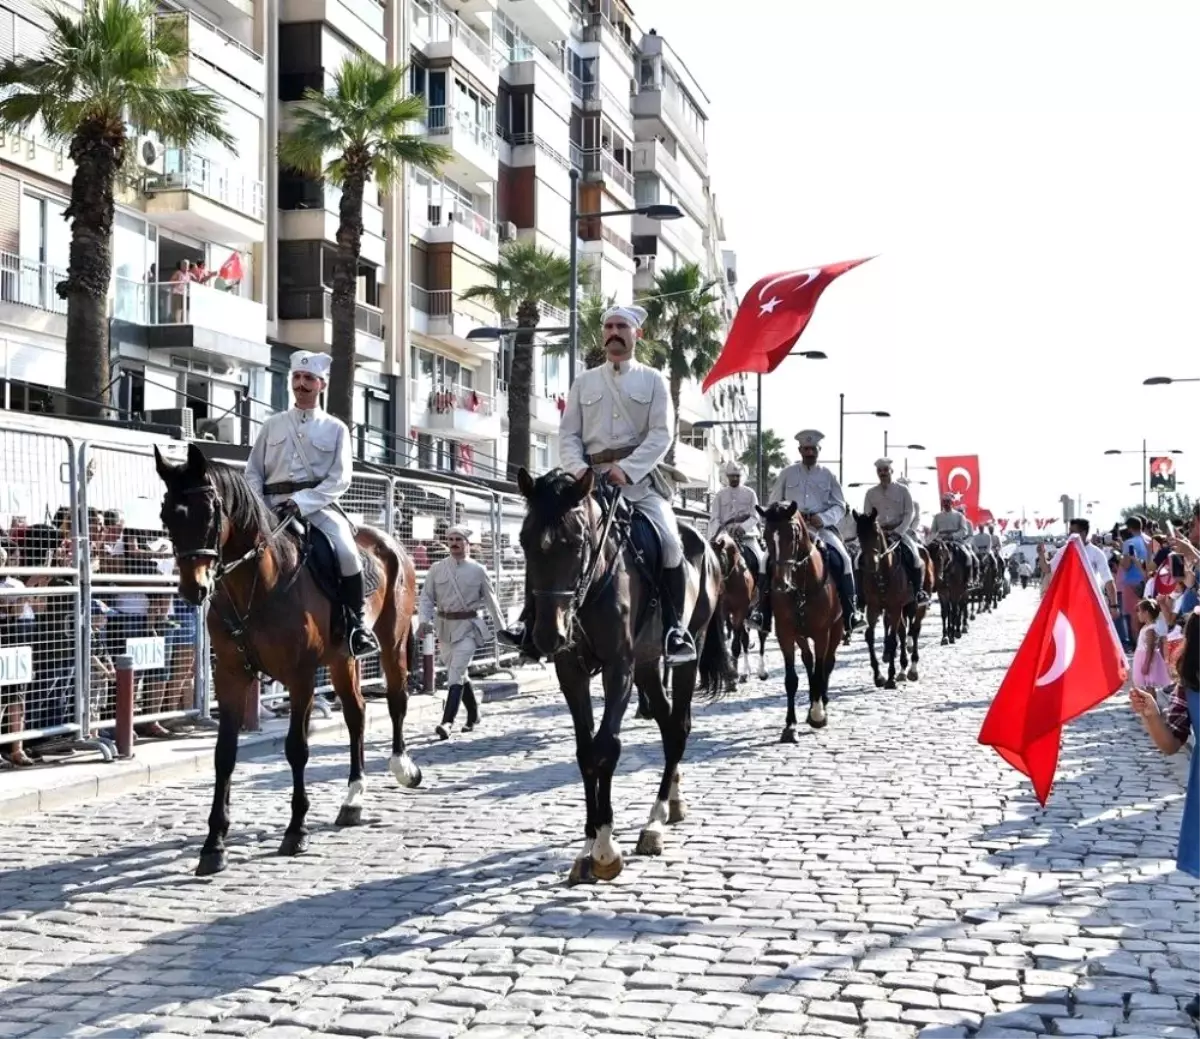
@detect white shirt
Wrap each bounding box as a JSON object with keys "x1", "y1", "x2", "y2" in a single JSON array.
[
  {"x1": 245, "y1": 407, "x2": 352, "y2": 518},
  {"x1": 1049, "y1": 537, "x2": 1115, "y2": 595},
  {"x1": 708, "y1": 484, "x2": 760, "y2": 538}
]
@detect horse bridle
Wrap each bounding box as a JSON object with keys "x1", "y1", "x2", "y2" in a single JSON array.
[
  {"x1": 770, "y1": 519, "x2": 818, "y2": 596},
  {"x1": 173, "y1": 483, "x2": 283, "y2": 585}
]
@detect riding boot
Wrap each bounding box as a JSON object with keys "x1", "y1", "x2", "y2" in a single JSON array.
[
  {"x1": 341, "y1": 572, "x2": 380, "y2": 658},
  {"x1": 747, "y1": 574, "x2": 766, "y2": 631},
  {"x1": 838, "y1": 571, "x2": 860, "y2": 632},
  {"x1": 436, "y1": 684, "x2": 463, "y2": 740},
  {"x1": 498, "y1": 593, "x2": 541, "y2": 662},
  {"x1": 462, "y1": 680, "x2": 479, "y2": 731},
  {"x1": 907, "y1": 554, "x2": 930, "y2": 605},
  {"x1": 661, "y1": 564, "x2": 698, "y2": 666}
]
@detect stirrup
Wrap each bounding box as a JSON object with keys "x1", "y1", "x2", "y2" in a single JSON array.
[
  {"x1": 664, "y1": 628, "x2": 697, "y2": 666},
  {"x1": 349, "y1": 625, "x2": 380, "y2": 659}
]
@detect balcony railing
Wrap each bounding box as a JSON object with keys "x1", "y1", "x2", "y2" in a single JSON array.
[
  {"x1": 411, "y1": 0, "x2": 494, "y2": 67},
  {"x1": 0, "y1": 252, "x2": 68, "y2": 316},
  {"x1": 427, "y1": 202, "x2": 498, "y2": 243},
  {"x1": 601, "y1": 226, "x2": 633, "y2": 259},
  {"x1": 145, "y1": 149, "x2": 265, "y2": 220},
  {"x1": 156, "y1": 9, "x2": 264, "y2": 97},
  {"x1": 114, "y1": 278, "x2": 264, "y2": 340},
  {"x1": 569, "y1": 142, "x2": 584, "y2": 172},
  {"x1": 419, "y1": 381, "x2": 496, "y2": 417},
  {"x1": 569, "y1": 74, "x2": 596, "y2": 103},
  {"x1": 582, "y1": 11, "x2": 635, "y2": 57},
  {"x1": 424, "y1": 106, "x2": 499, "y2": 161},
  {"x1": 277, "y1": 288, "x2": 384, "y2": 338},
  {"x1": 510, "y1": 132, "x2": 571, "y2": 171},
  {"x1": 580, "y1": 148, "x2": 633, "y2": 196}
]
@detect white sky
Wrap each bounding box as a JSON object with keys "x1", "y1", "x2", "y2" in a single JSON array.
[{"x1": 631, "y1": 0, "x2": 1200, "y2": 526}]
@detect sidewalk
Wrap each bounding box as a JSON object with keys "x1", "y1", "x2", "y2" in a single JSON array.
[{"x1": 0, "y1": 661, "x2": 559, "y2": 820}]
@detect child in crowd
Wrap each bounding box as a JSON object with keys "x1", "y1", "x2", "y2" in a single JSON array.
[{"x1": 1132, "y1": 598, "x2": 1171, "y2": 690}]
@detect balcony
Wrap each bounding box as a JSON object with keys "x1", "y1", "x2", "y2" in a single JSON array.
[
  {"x1": 415, "y1": 288, "x2": 496, "y2": 355},
  {"x1": 156, "y1": 10, "x2": 265, "y2": 114},
  {"x1": 424, "y1": 106, "x2": 499, "y2": 189},
  {"x1": 281, "y1": 0, "x2": 386, "y2": 61},
  {"x1": 502, "y1": 43, "x2": 570, "y2": 105},
  {"x1": 143, "y1": 149, "x2": 265, "y2": 244},
  {"x1": 420, "y1": 202, "x2": 499, "y2": 263},
  {"x1": 411, "y1": 0, "x2": 498, "y2": 88},
  {"x1": 276, "y1": 289, "x2": 385, "y2": 364},
  {"x1": 113, "y1": 278, "x2": 269, "y2": 367},
  {"x1": 633, "y1": 253, "x2": 656, "y2": 291},
  {"x1": 580, "y1": 148, "x2": 634, "y2": 205},
  {"x1": 498, "y1": 0, "x2": 573, "y2": 48},
  {"x1": 280, "y1": 193, "x2": 386, "y2": 267},
  {"x1": 412, "y1": 381, "x2": 501, "y2": 442},
  {"x1": 1, "y1": 252, "x2": 68, "y2": 320},
  {"x1": 631, "y1": 84, "x2": 708, "y2": 166}
]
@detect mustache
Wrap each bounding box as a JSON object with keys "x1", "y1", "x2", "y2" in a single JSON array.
[{"x1": 605, "y1": 335, "x2": 628, "y2": 348}]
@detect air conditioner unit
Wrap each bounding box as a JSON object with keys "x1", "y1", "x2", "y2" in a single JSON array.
[
  {"x1": 195, "y1": 415, "x2": 239, "y2": 443},
  {"x1": 498, "y1": 221, "x2": 517, "y2": 241},
  {"x1": 145, "y1": 407, "x2": 195, "y2": 438},
  {"x1": 138, "y1": 135, "x2": 166, "y2": 175}
]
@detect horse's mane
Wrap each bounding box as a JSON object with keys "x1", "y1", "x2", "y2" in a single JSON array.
[
  {"x1": 524, "y1": 468, "x2": 591, "y2": 528},
  {"x1": 854, "y1": 509, "x2": 883, "y2": 542},
  {"x1": 760, "y1": 501, "x2": 799, "y2": 526},
  {"x1": 206, "y1": 462, "x2": 277, "y2": 537}
]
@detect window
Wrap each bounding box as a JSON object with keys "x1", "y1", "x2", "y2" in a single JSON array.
[
  {"x1": 532, "y1": 434, "x2": 550, "y2": 473},
  {"x1": 635, "y1": 176, "x2": 659, "y2": 208},
  {"x1": 638, "y1": 57, "x2": 657, "y2": 90},
  {"x1": 20, "y1": 192, "x2": 69, "y2": 270}
]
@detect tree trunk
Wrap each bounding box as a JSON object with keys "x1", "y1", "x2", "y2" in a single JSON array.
[
  {"x1": 506, "y1": 300, "x2": 539, "y2": 480},
  {"x1": 328, "y1": 166, "x2": 366, "y2": 426},
  {"x1": 667, "y1": 373, "x2": 682, "y2": 466},
  {"x1": 59, "y1": 121, "x2": 121, "y2": 419}
]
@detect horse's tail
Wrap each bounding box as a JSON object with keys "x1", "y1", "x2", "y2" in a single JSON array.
[{"x1": 697, "y1": 559, "x2": 737, "y2": 701}]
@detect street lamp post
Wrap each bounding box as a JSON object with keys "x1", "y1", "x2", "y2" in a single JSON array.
[
  {"x1": 1144, "y1": 376, "x2": 1200, "y2": 386},
  {"x1": 1103, "y1": 440, "x2": 1184, "y2": 509},
  {"x1": 565, "y1": 167, "x2": 683, "y2": 386},
  {"x1": 837, "y1": 396, "x2": 889, "y2": 484}
]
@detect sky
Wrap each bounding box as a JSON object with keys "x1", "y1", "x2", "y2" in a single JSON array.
[{"x1": 630, "y1": 0, "x2": 1200, "y2": 527}]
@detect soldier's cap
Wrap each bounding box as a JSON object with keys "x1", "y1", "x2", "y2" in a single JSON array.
[
  {"x1": 941, "y1": 491, "x2": 955, "y2": 501},
  {"x1": 602, "y1": 304, "x2": 648, "y2": 329},
  {"x1": 795, "y1": 429, "x2": 824, "y2": 448},
  {"x1": 723, "y1": 461, "x2": 744, "y2": 477},
  {"x1": 290, "y1": 350, "x2": 332, "y2": 380},
  {"x1": 875, "y1": 457, "x2": 893, "y2": 470},
  {"x1": 446, "y1": 525, "x2": 473, "y2": 541}
]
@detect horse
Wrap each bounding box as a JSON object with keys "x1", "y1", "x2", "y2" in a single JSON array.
[
  {"x1": 757, "y1": 501, "x2": 844, "y2": 739},
  {"x1": 515, "y1": 467, "x2": 732, "y2": 884},
  {"x1": 155, "y1": 443, "x2": 421, "y2": 876},
  {"x1": 853, "y1": 509, "x2": 931, "y2": 688},
  {"x1": 842, "y1": 537, "x2": 862, "y2": 647},
  {"x1": 711, "y1": 529, "x2": 769, "y2": 684},
  {"x1": 978, "y1": 551, "x2": 1002, "y2": 613},
  {"x1": 926, "y1": 539, "x2": 972, "y2": 645}
]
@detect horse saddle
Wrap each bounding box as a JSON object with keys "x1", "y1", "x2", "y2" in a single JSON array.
[
  {"x1": 282, "y1": 518, "x2": 380, "y2": 611},
  {"x1": 596, "y1": 493, "x2": 663, "y2": 581}
]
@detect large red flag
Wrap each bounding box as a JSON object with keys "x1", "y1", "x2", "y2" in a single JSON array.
[
  {"x1": 700, "y1": 258, "x2": 874, "y2": 392},
  {"x1": 936, "y1": 455, "x2": 981, "y2": 522},
  {"x1": 978, "y1": 537, "x2": 1127, "y2": 805}
]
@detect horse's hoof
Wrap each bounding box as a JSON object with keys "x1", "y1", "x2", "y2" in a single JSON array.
[
  {"x1": 780, "y1": 725, "x2": 798, "y2": 744},
  {"x1": 278, "y1": 831, "x2": 310, "y2": 857},
  {"x1": 807, "y1": 708, "x2": 828, "y2": 730},
  {"x1": 895, "y1": 672, "x2": 908, "y2": 683},
  {"x1": 635, "y1": 829, "x2": 663, "y2": 857},
  {"x1": 195, "y1": 850, "x2": 227, "y2": 877},
  {"x1": 758, "y1": 670, "x2": 768, "y2": 681},
  {"x1": 738, "y1": 675, "x2": 748, "y2": 685},
  {"x1": 590, "y1": 853, "x2": 624, "y2": 881},
  {"x1": 940, "y1": 637, "x2": 949, "y2": 646},
  {"x1": 668, "y1": 799, "x2": 687, "y2": 824},
  {"x1": 873, "y1": 675, "x2": 885, "y2": 688},
  {"x1": 907, "y1": 668, "x2": 919, "y2": 682},
  {"x1": 389, "y1": 754, "x2": 422, "y2": 789},
  {"x1": 335, "y1": 805, "x2": 363, "y2": 827},
  {"x1": 567, "y1": 856, "x2": 594, "y2": 886},
  {"x1": 884, "y1": 679, "x2": 897, "y2": 690}
]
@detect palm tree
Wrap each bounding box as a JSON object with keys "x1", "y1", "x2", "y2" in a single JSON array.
[
  {"x1": 0, "y1": 0, "x2": 233, "y2": 418},
  {"x1": 279, "y1": 54, "x2": 449, "y2": 424},
  {"x1": 638, "y1": 263, "x2": 724, "y2": 464},
  {"x1": 459, "y1": 240, "x2": 571, "y2": 479},
  {"x1": 739, "y1": 429, "x2": 789, "y2": 493},
  {"x1": 544, "y1": 291, "x2": 615, "y2": 371}
]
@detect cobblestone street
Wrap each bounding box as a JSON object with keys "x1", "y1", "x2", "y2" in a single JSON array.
[{"x1": 0, "y1": 592, "x2": 1195, "y2": 1039}]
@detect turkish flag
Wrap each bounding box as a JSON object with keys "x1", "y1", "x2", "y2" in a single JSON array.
[
  {"x1": 978, "y1": 537, "x2": 1127, "y2": 805},
  {"x1": 700, "y1": 258, "x2": 874, "y2": 392},
  {"x1": 219, "y1": 252, "x2": 244, "y2": 283},
  {"x1": 936, "y1": 455, "x2": 981, "y2": 521}
]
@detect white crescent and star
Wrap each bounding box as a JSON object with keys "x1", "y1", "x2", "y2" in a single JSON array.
[
  {"x1": 1035, "y1": 611, "x2": 1076, "y2": 687},
  {"x1": 756, "y1": 269, "x2": 822, "y2": 317},
  {"x1": 947, "y1": 466, "x2": 973, "y2": 491}
]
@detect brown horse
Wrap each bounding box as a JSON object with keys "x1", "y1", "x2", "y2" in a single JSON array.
[
  {"x1": 757, "y1": 501, "x2": 844, "y2": 739},
  {"x1": 853, "y1": 511, "x2": 935, "y2": 687},
  {"x1": 712, "y1": 530, "x2": 769, "y2": 684},
  {"x1": 516, "y1": 467, "x2": 733, "y2": 884},
  {"x1": 155, "y1": 444, "x2": 420, "y2": 876},
  {"x1": 927, "y1": 539, "x2": 972, "y2": 645}
]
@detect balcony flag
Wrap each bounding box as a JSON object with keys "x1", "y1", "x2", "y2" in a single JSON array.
[
  {"x1": 700, "y1": 257, "x2": 874, "y2": 393},
  {"x1": 218, "y1": 252, "x2": 245, "y2": 284}
]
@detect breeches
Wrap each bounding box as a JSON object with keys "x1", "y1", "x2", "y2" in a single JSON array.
[
  {"x1": 897, "y1": 532, "x2": 922, "y2": 570},
  {"x1": 633, "y1": 493, "x2": 684, "y2": 568},
  {"x1": 439, "y1": 636, "x2": 478, "y2": 685},
  {"x1": 309, "y1": 508, "x2": 360, "y2": 576},
  {"x1": 816, "y1": 528, "x2": 853, "y2": 574}
]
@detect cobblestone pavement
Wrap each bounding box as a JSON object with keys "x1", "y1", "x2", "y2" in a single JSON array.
[{"x1": 0, "y1": 593, "x2": 1196, "y2": 1039}]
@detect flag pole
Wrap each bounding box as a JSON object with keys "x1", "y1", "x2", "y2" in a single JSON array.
[{"x1": 756, "y1": 373, "x2": 764, "y2": 501}]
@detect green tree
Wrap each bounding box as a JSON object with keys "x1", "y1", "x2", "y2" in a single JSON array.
[
  {"x1": 638, "y1": 263, "x2": 724, "y2": 464},
  {"x1": 1120, "y1": 492, "x2": 1194, "y2": 528},
  {"x1": 739, "y1": 429, "x2": 789, "y2": 493},
  {"x1": 279, "y1": 55, "x2": 448, "y2": 424},
  {"x1": 0, "y1": 0, "x2": 233, "y2": 418},
  {"x1": 543, "y1": 291, "x2": 615, "y2": 371},
  {"x1": 460, "y1": 240, "x2": 572, "y2": 479}
]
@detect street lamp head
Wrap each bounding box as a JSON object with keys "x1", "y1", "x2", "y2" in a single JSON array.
[
  {"x1": 638, "y1": 204, "x2": 684, "y2": 221},
  {"x1": 793, "y1": 350, "x2": 827, "y2": 359},
  {"x1": 1143, "y1": 376, "x2": 1173, "y2": 386},
  {"x1": 466, "y1": 326, "x2": 506, "y2": 341},
  {"x1": 906, "y1": 443, "x2": 927, "y2": 451},
  {"x1": 1103, "y1": 449, "x2": 1122, "y2": 455},
  {"x1": 872, "y1": 411, "x2": 891, "y2": 418}
]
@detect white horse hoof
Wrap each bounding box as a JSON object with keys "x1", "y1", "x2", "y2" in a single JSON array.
[{"x1": 389, "y1": 753, "x2": 422, "y2": 789}]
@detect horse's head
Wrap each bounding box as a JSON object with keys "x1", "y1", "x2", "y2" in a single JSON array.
[
  {"x1": 155, "y1": 443, "x2": 225, "y2": 605},
  {"x1": 516, "y1": 466, "x2": 599, "y2": 657},
  {"x1": 757, "y1": 500, "x2": 807, "y2": 593},
  {"x1": 711, "y1": 530, "x2": 740, "y2": 580},
  {"x1": 853, "y1": 508, "x2": 886, "y2": 572}
]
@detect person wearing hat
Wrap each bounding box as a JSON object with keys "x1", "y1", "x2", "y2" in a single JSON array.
[
  {"x1": 770, "y1": 429, "x2": 860, "y2": 631},
  {"x1": 501, "y1": 302, "x2": 697, "y2": 665},
  {"x1": 245, "y1": 350, "x2": 379, "y2": 658},
  {"x1": 709, "y1": 460, "x2": 768, "y2": 624},
  {"x1": 929, "y1": 491, "x2": 978, "y2": 583},
  {"x1": 418, "y1": 525, "x2": 505, "y2": 740},
  {"x1": 862, "y1": 459, "x2": 929, "y2": 606}
]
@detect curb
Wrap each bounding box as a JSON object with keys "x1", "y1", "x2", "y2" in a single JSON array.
[{"x1": 0, "y1": 677, "x2": 547, "y2": 820}]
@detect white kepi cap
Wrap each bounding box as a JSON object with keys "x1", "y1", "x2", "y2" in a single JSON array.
[
  {"x1": 875, "y1": 457, "x2": 893, "y2": 470},
  {"x1": 446, "y1": 525, "x2": 473, "y2": 541},
  {"x1": 290, "y1": 350, "x2": 332, "y2": 380},
  {"x1": 601, "y1": 304, "x2": 648, "y2": 329},
  {"x1": 795, "y1": 429, "x2": 825, "y2": 448},
  {"x1": 723, "y1": 460, "x2": 744, "y2": 477}
]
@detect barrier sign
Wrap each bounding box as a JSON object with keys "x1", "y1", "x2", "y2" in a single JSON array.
[
  {"x1": 126, "y1": 636, "x2": 166, "y2": 672},
  {"x1": 0, "y1": 645, "x2": 32, "y2": 686}
]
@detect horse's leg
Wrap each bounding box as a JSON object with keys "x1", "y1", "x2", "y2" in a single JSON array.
[
  {"x1": 588, "y1": 657, "x2": 633, "y2": 882},
  {"x1": 196, "y1": 669, "x2": 249, "y2": 876},
  {"x1": 636, "y1": 660, "x2": 692, "y2": 856},
  {"x1": 279, "y1": 675, "x2": 316, "y2": 857},
  {"x1": 865, "y1": 607, "x2": 883, "y2": 688},
  {"x1": 560, "y1": 659, "x2": 600, "y2": 885},
  {"x1": 908, "y1": 605, "x2": 922, "y2": 681},
  {"x1": 779, "y1": 630, "x2": 799, "y2": 744},
  {"x1": 332, "y1": 659, "x2": 368, "y2": 827},
  {"x1": 757, "y1": 628, "x2": 768, "y2": 680},
  {"x1": 882, "y1": 611, "x2": 897, "y2": 690},
  {"x1": 731, "y1": 623, "x2": 744, "y2": 683},
  {"x1": 806, "y1": 631, "x2": 828, "y2": 729},
  {"x1": 379, "y1": 628, "x2": 422, "y2": 789}
]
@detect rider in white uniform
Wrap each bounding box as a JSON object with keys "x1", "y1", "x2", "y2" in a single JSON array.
[
  {"x1": 862, "y1": 458, "x2": 929, "y2": 606},
  {"x1": 928, "y1": 492, "x2": 977, "y2": 583},
  {"x1": 708, "y1": 461, "x2": 768, "y2": 626},
  {"x1": 245, "y1": 350, "x2": 379, "y2": 657},
  {"x1": 501, "y1": 303, "x2": 695, "y2": 666},
  {"x1": 769, "y1": 429, "x2": 859, "y2": 631}
]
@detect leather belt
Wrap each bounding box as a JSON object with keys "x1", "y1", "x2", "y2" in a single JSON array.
[
  {"x1": 263, "y1": 480, "x2": 320, "y2": 495},
  {"x1": 438, "y1": 610, "x2": 478, "y2": 620},
  {"x1": 586, "y1": 447, "x2": 635, "y2": 465}
]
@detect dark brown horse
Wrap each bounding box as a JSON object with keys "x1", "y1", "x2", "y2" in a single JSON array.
[
  {"x1": 927, "y1": 539, "x2": 972, "y2": 645},
  {"x1": 155, "y1": 444, "x2": 420, "y2": 876},
  {"x1": 516, "y1": 467, "x2": 733, "y2": 884},
  {"x1": 712, "y1": 530, "x2": 769, "y2": 684},
  {"x1": 757, "y1": 501, "x2": 843, "y2": 739}
]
